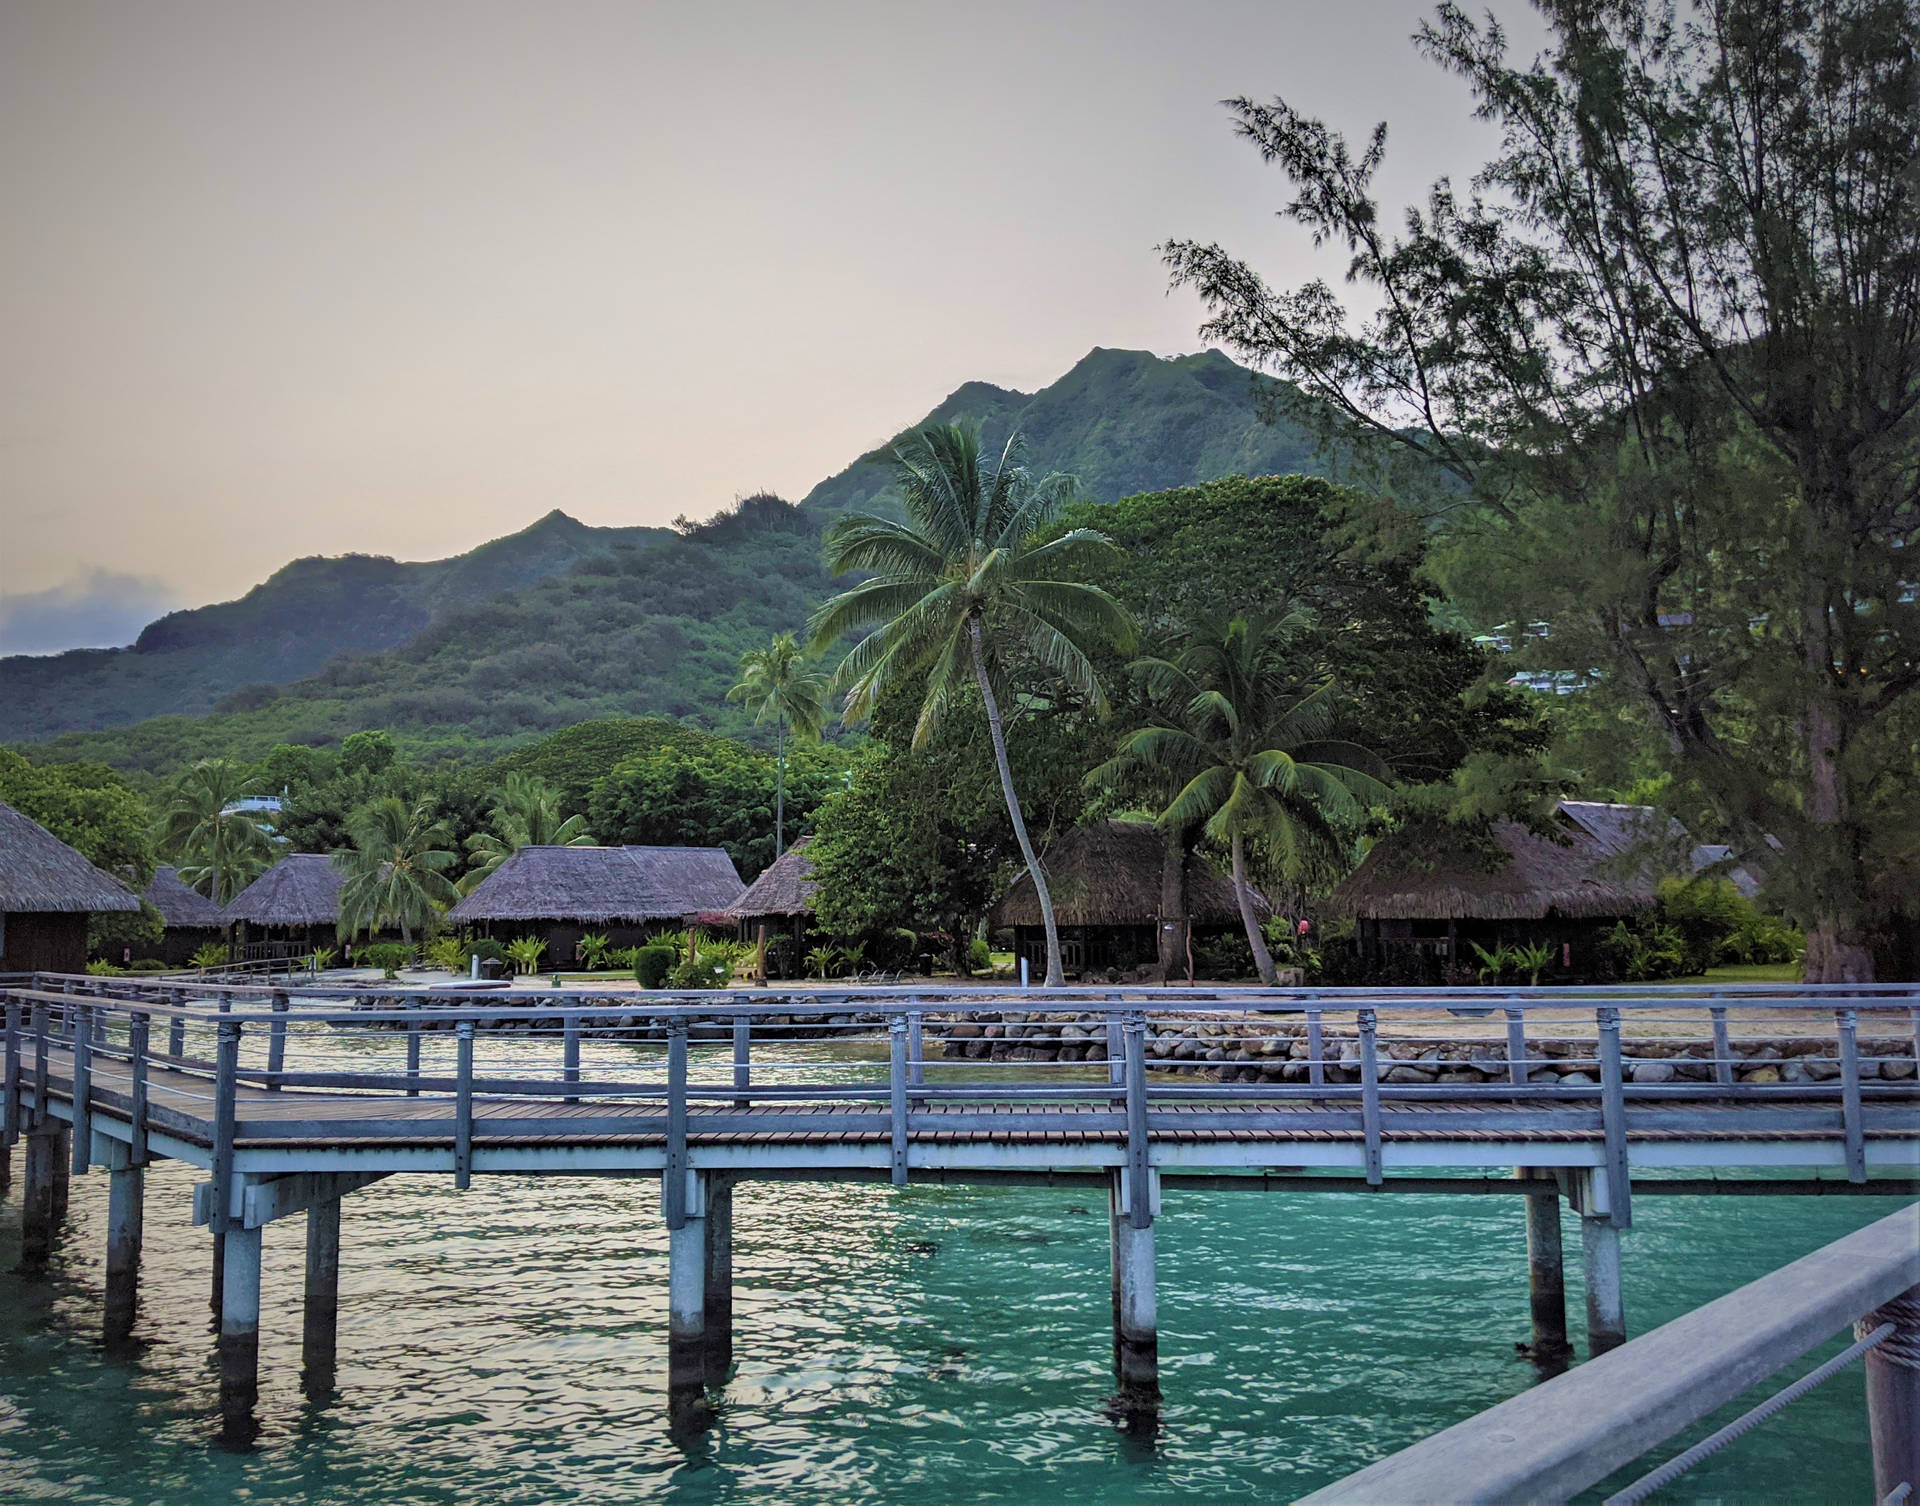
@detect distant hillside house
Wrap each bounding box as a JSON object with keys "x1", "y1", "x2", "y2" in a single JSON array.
[
  {"x1": 448, "y1": 845, "x2": 746, "y2": 964},
  {"x1": 0, "y1": 799, "x2": 141, "y2": 974},
  {"x1": 726, "y1": 837, "x2": 818, "y2": 974},
  {"x1": 1329, "y1": 801, "x2": 1672, "y2": 980},
  {"x1": 139, "y1": 865, "x2": 228, "y2": 965},
  {"x1": 221, "y1": 853, "x2": 347, "y2": 958},
  {"x1": 989, "y1": 820, "x2": 1270, "y2": 981}
]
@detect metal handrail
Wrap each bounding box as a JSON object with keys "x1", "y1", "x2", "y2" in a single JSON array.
[{"x1": 1299, "y1": 1204, "x2": 1920, "y2": 1505}]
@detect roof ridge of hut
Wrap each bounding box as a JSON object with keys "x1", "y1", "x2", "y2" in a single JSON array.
[
  {"x1": 447, "y1": 842, "x2": 745, "y2": 925},
  {"x1": 727, "y1": 836, "x2": 817, "y2": 920},
  {"x1": 0, "y1": 799, "x2": 142, "y2": 914},
  {"x1": 221, "y1": 851, "x2": 347, "y2": 928},
  {"x1": 142, "y1": 864, "x2": 227, "y2": 928},
  {"x1": 988, "y1": 818, "x2": 1268, "y2": 929}
]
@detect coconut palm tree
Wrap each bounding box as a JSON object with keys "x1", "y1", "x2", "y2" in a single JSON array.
[
  {"x1": 808, "y1": 420, "x2": 1135, "y2": 987},
  {"x1": 334, "y1": 796, "x2": 462, "y2": 943},
  {"x1": 154, "y1": 758, "x2": 276, "y2": 906},
  {"x1": 1090, "y1": 610, "x2": 1389, "y2": 984},
  {"x1": 460, "y1": 773, "x2": 594, "y2": 894},
  {"x1": 728, "y1": 631, "x2": 828, "y2": 859}
]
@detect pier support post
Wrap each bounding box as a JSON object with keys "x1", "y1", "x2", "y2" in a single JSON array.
[
  {"x1": 1518, "y1": 1168, "x2": 1570, "y2": 1368},
  {"x1": 211, "y1": 1227, "x2": 226, "y2": 1317},
  {"x1": 1108, "y1": 1167, "x2": 1159, "y2": 1423},
  {"x1": 703, "y1": 1175, "x2": 734, "y2": 1384},
  {"x1": 19, "y1": 1126, "x2": 58, "y2": 1272},
  {"x1": 665, "y1": 1168, "x2": 712, "y2": 1439},
  {"x1": 303, "y1": 1197, "x2": 342, "y2": 1400},
  {"x1": 1859, "y1": 1283, "x2": 1919, "y2": 1503},
  {"x1": 104, "y1": 1160, "x2": 145, "y2": 1346},
  {"x1": 219, "y1": 1225, "x2": 263, "y2": 1445},
  {"x1": 50, "y1": 1126, "x2": 70, "y2": 1224},
  {"x1": 1580, "y1": 1217, "x2": 1626, "y2": 1356}
]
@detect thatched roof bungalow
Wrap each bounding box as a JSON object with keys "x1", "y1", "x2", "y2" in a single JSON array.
[
  {"x1": 1329, "y1": 801, "x2": 1663, "y2": 980},
  {"x1": 221, "y1": 854, "x2": 347, "y2": 954},
  {"x1": 138, "y1": 865, "x2": 228, "y2": 964},
  {"x1": 725, "y1": 837, "x2": 819, "y2": 976},
  {"x1": 0, "y1": 799, "x2": 140, "y2": 974},
  {"x1": 989, "y1": 819, "x2": 1269, "y2": 981},
  {"x1": 447, "y1": 844, "x2": 746, "y2": 963}
]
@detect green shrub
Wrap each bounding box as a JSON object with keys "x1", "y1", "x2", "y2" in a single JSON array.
[
  {"x1": 806, "y1": 944, "x2": 841, "y2": 980},
  {"x1": 308, "y1": 945, "x2": 339, "y2": 972},
  {"x1": 468, "y1": 938, "x2": 507, "y2": 965},
  {"x1": 635, "y1": 945, "x2": 676, "y2": 989},
  {"x1": 579, "y1": 932, "x2": 613, "y2": 970},
  {"x1": 363, "y1": 942, "x2": 413, "y2": 980},
  {"x1": 645, "y1": 927, "x2": 688, "y2": 963},
  {"x1": 1470, "y1": 942, "x2": 1513, "y2": 984},
  {"x1": 504, "y1": 936, "x2": 548, "y2": 975},
  {"x1": 424, "y1": 936, "x2": 469, "y2": 973},
  {"x1": 1510, "y1": 940, "x2": 1556, "y2": 985},
  {"x1": 610, "y1": 945, "x2": 643, "y2": 972},
  {"x1": 1653, "y1": 877, "x2": 1804, "y2": 972},
  {"x1": 85, "y1": 959, "x2": 124, "y2": 976},
  {"x1": 968, "y1": 937, "x2": 992, "y2": 975},
  {"x1": 1193, "y1": 932, "x2": 1256, "y2": 980},
  {"x1": 190, "y1": 941, "x2": 231, "y2": 970},
  {"x1": 123, "y1": 957, "x2": 171, "y2": 973},
  {"x1": 670, "y1": 939, "x2": 747, "y2": 989},
  {"x1": 1599, "y1": 917, "x2": 1690, "y2": 981}
]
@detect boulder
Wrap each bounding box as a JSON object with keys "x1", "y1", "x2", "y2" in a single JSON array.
[{"x1": 1630, "y1": 1060, "x2": 1677, "y2": 1085}]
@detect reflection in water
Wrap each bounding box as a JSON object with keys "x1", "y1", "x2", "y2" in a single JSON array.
[{"x1": 0, "y1": 1150, "x2": 1892, "y2": 1503}]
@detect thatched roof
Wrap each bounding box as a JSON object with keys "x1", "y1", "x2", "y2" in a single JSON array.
[
  {"x1": 142, "y1": 865, "x2": 226, "y2": 929},
  {"x1": 728, "y1": 837, "x2": 817, "y2": 919},
  {"x1": 1558, "y1": 801, "x2": 1685, "y2": 857},
  {"x1": 1330, "y1": 813, "x2": 1656, "y2": 922},
  {"x1": 989, "y1": 820, "x2": 1267, "y2": 929},
  {"x1": 447, "y1": 845, "x2": 745, "y2": 924},
  {"x1": 221, "y1": 853, "x2": 345, "y2": 928},
  {"x1": 0, "y1": 800, "x2": 141, "y2": 914}
]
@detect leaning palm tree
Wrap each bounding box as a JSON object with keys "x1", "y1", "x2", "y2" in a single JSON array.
[
  {"x1": 154, "y1": 758, "x2": 276, "y2": 906},
  {"x1": 460, "y1": 773, "x2": 594, "y2": 894},
  {"x1": 808, "y1": 420, "x2": 1135, "y2": 986},
  {"x1": 728, "y1": 631, "x2": 828, "y2": 858},
  {"x1": 1090, "y1": 611, "x2": 1389, "y2": 984},
  {"x1": 334, "y1": 796, "x2": 463, "y2": 944}
]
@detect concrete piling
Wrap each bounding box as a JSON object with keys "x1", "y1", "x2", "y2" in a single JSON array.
[
  {"x1": 1581, "y1": 1216, "x2": 1626, "y2": 1356},
  {"x1": 1519, "y1": 1169, "x2": 1570, "y2": 1367},
  {"x1": 1108, "y1": 1169, "x2": 1159, "y2": 1424},
  {"x1": 19, "y1": 1127, "x2": 58, "y2": 1271},
  {"x1": 703, "y1": 1176, "x2": 734, "y2": 1384},
  {"x1": 303, "y1": 1198, "x2": 343, "y2": 1399},
  {"x1": 1860, "y1": 1284, "x2": 1919, "y2": 1503},
  {"x1": 219, "y1": 1225, "x2": 263, "y2": 1445},
  {"x1": 104, "y1": 1163, "x2": 145, "y2": 1345},
  {"x1": 50, "y1": 1127, "x2": 70, "y2": 1224}
]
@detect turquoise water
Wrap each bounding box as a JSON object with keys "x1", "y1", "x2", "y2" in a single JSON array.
[{"x1": 0, "y1": 1155, "x2": 1901, "y2": 1503}]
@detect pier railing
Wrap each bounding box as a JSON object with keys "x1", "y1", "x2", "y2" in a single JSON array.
[
  {"x1": 1300, "y1": 1202, "x2": 1920, "y2": 1505},
  {"x1": 6, "y1": 974, "x2": 1917, "y2": 1212}
]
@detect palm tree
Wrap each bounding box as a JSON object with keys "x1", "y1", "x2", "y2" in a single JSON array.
[
  {"x1": 728, "y1": 632, "x2": 828, "y2": 859},
  {"x1": 334, "y1": 796, "x2": 463, "y2": 943},
  {"x1": 154, "y1": 758, "x2": 276, "y2": 906},
  {"x1": 1090, "y1": 611, "x2": 1389, "y2": 985},
  {"x1": 460, "y1": 773, "x2": 594, "y2": 894},
  {"x1": 808, "y1": 421, "x2": 1134, "y2": 986}
]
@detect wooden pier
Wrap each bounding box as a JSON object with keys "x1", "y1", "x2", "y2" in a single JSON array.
[{"x1": 4, "y1": 973, "x2": 1917, "y2": 1457}]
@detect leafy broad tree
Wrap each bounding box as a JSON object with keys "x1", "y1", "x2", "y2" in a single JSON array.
[
  {"x1": 0, "y1": 749, "x2": 154, "y2": 886},
  {"x1": 334, "y1": 796, "x2": 462, "y2": 943},
  {"x1": 808, "y1": 421, "x2": 1135, "y2": 986},
  {"x1": 1092, "y1": 612, "x2": 1389, "y2": 984},
  {"x1": 1163, "y1": 0, "x2": 1920, "y2": 980},
  {"x1": 461, "y1": 773, "x2": 594, "y2": 894},
  {"x1": 727, "y1": 632, "x2": 828, "y2": 858},
  {"x1": 154, "y1": 758, "x2": 275, "y2": 905}
]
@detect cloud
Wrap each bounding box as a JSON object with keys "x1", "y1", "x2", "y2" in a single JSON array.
[{"x1": 0, "y1": 571, "x2": 182, "y2": 656}]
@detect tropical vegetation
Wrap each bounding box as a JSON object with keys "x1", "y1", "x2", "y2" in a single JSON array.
[
  {"x1": 152, "y1": 758, "x2": 275, "y2": 904},
  {"x1": 461, "y1": 772, "x2": 593, "y2": 893},
  {"x1": 728, "y1": 632, "x2": 828, "y2": 858},
  {"x1": 333, "y1": 796, "x2": 463, "y2": 943}
]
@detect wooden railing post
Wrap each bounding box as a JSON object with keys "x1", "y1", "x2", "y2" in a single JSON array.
[
  {"x1": 889, "y1": 1016, "x2": 909, "y2": 1186},
  {"x1": 129, "y1": 1012, "x2": 150, "y2": 1167},
  {"x1": 168, "y1": 990, "x2": 186, "y2": 1060},
  {"x1": 3, "y1": 998, "x2": 20, "y2": 1148},
  {"x1": 1836, "y1": 1008, "x2": 1866, "y2": 1184},
  {"x1": 1710, "y1": 1005, "x2": 1734, "y2": 1088},
  {"x1": 908, "y1": 1009, "x2": 925, "y2": 1109},
  {"x1": 733, "y1": 1010, "x2": 751, "y2": 1109},
  {"x1": 1357, "y1": 1008, "x2": 1383, "y2": 1187},
  {"x1": 405, "y1": 1009, "x2": 421, "y2": 1097},
  {"x1": 454, "y1": 1020, "x2": 474, "y2": 1191},
  {"x1": 1506, "y1": 1007, "x2": 1530, "y2": 1087},
  {"x1": 32, "y1": 1003, "x2": 49, "y2": 1132},
  {"x1": 664, "y1": 1019, "x2": 688, "y2": 1230},
  {"x1": 1123, "y1": 1014, "x2": 1152, "y2": 1228},
  {"x1": 563, "y1": 1012, "x2": 581, "y2": 1105},
  {"x1": 266, "y1": 990, "x2": 288, "y2": 1090},
  {"x1": 69, "y1": 1003, "x2": 92, "y2": 1174},
  {"x1": 1596, "y1": 1006, "x2": 1631, "y2": 1228},
  {"x1": 211, "y1": 1021, "x2": 240, "y2": 1236},
  {"x1": 1307, "y1": 1008, "x2": 1325, "y2": 1087}
]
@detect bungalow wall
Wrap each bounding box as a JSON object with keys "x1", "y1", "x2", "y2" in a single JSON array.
[
  {"x1": 0, "y1": 911, "x2": 88, "y2": 975},
  {"x1": 1011, "y1": 923, "x2": 1159, "y2": 979},
  {"x1": 469, "y1": 920, "x2": 676, "y2": 967},
  {"x1": 1357, "y1": 915, "x2": 1625, "y2": 982}
]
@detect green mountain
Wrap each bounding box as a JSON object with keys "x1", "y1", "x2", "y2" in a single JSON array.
[
  {"x1": 0, "y1": 511, "x2": 668, "y2": 742},
  {"x1": 10, "y1": 348, "x2": 1353, "y2": 774}
]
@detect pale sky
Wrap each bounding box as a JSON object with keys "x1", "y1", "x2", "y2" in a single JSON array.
[{"x1": 0, "y1": 0, "x2": 1538, "y2": 651}]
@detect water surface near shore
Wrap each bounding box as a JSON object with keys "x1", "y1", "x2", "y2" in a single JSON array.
[{"x1": 0, "y1": 1151, "x2": 1897, "y2": 1504}]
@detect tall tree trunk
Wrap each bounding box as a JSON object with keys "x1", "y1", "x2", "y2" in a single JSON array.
[
  {"x1": 969, "y1": 615, "x2": 1063, "y2": 987},
  {"x1": 1158, "y1": 824, "x2": 1192, "y2": 984},
  {"x1": 775, "y1": 719, "x2": 786, "y2": 859},
  {"x1": 1798, "y1": 571, "x2": 1875, "y2": 983},
  {"x1": 1231, "y1": 832, "x2": 1277, "y2": 986}
]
